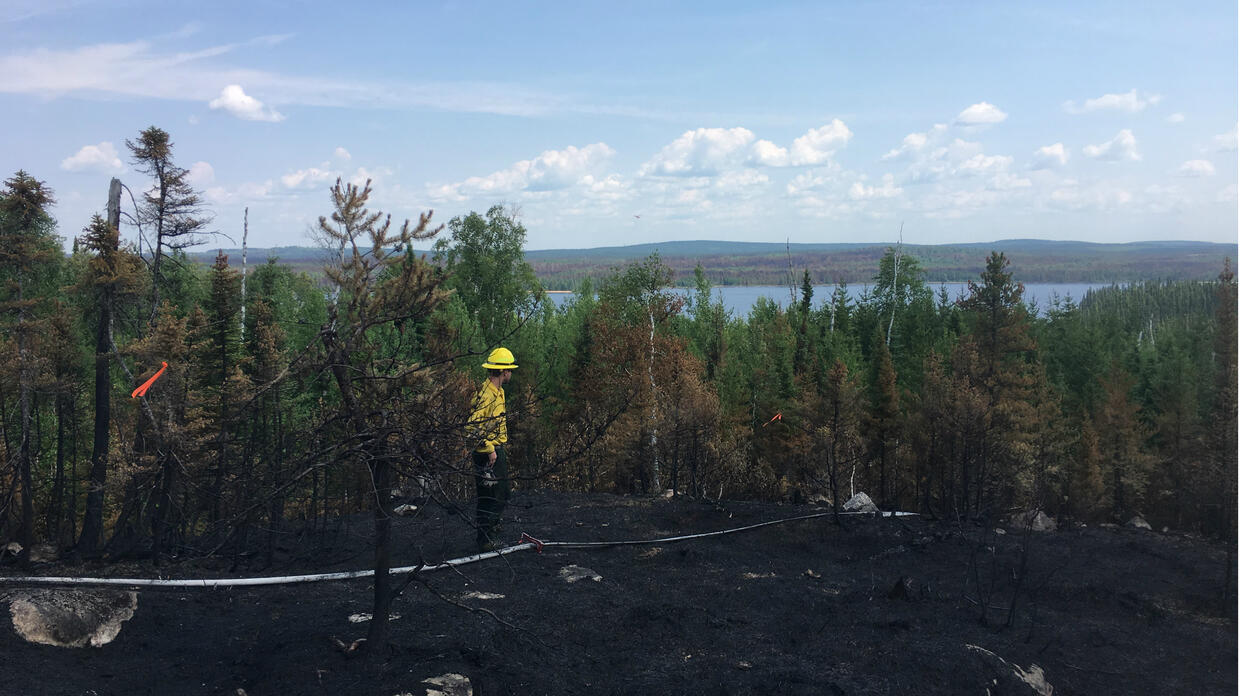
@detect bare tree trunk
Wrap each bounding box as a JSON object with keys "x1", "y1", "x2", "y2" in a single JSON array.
[{"x1": 79, "y1": 179, "x2": 121, "y2": 556}]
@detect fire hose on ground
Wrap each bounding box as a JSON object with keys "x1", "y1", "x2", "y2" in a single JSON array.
[{"x1": 0, "y1": 509, "x2": 918, "y2": 590}]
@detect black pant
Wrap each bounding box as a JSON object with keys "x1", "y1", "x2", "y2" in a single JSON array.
[{"x1": 474, "y1": 446, "x2": 510, "y2": 545}]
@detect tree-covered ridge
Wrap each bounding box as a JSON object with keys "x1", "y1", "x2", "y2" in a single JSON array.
[
  {"x1": 192, "y1": 238, "x2": 1237, "y2": 290},
  {"x1": 1, "y1": 128, "x2": 1236, "y2": 654}
]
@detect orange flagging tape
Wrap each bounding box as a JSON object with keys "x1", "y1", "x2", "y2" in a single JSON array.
[
  {"x1": 761, "y1": 412, "x2": 782, "y2": 427},
  {"x1": 131, "y1": 361, "x2": 168, "y2": 398}
]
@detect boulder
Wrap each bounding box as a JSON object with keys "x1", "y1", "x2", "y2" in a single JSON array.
[
  {"x1": 422, "y1": 673, "x2": 472, "y2": 696},
  {"x1": 965, "y1": 644, "x2": 1054, "y2": 695},
  {"x1": 559, "y1": 565, "x2": 601, "y2": 583},
  {"x1": 843, "y1": 492, "x2": 878, "y2": 513},
  {"x1": 8, "y1": 589, "x2": 137, "y2": 648},
  {"x1": 1010, "y1": 510, "x2": 1058, "y2": 532},
  {"x1": 392, "y1": 504, "x2": 418, "y2": 516},
  {"x1": 1126, "y1": 515, "x2": 1152, "y2": 530}
]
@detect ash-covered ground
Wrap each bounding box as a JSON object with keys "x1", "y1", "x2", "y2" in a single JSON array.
[{"x1": 2, "y1": 490, "x2": 1236, "y2": 695}]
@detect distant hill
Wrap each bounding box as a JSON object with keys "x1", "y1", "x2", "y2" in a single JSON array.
[{"x1": 192, "y1": 239, "x2": 1237, "y2": 289}]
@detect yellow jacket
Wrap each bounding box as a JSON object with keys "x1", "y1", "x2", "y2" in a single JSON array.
[{"x1": 469, "y1": 379, "x2": 507, "y2": 453}]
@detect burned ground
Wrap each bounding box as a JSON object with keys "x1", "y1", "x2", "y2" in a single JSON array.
[{"x1": 2, "y1": 490, "x2": 1236, "y2": 695}]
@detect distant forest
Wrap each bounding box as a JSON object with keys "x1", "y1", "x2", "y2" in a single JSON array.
[
  {"x1": 192, "y1": 239, "x2": 1238, "y2": 290},
  {"x1": 2, "y1": 127, "x2": 1236, "y2": 648}
]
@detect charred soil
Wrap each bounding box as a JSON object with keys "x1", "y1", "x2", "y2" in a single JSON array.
[{"x1": 2, "y1": 490, "x2": 1236, "y2": 695}]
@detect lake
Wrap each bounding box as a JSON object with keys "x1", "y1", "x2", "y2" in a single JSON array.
[{"x1": 545, "y1": 283, "x2": 1117, "y2": 317}]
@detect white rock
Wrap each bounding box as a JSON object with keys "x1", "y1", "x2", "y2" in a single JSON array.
[
  {"x1": 843, "y1": 492, "x2": 878, "y2": 513},
  {"x1": 1010, "y1": 510, "x2": 1057, "y2": 532},
  {"x1": 965, "y1": 644, "x2": 1053, "y2": 695},
  {"x1": 1126, "y1": 515, "x2": 1152, "y2": 530},
  {"x1": 8, "y1": 589, "x2": 137, "y2": 648},
  {"x1": 347, "y1": 612, "x2": 401, "y2": 624},
  {"x1": 422, "y1": 673, "x2": 472, "y2": 696},
  {"x1": 459, "y1": 591, "x2": 505, "y2": 600},
  {"x1": 393, "y1": 504, "x2": 418, "y2": 516},
  {"x1": 559, "y1": 565, "x2": 602, "y2": 583}
]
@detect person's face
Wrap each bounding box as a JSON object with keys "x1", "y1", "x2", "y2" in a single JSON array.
[{"x1": 500, "y1": 369, "x2": 512, "y2": 384}]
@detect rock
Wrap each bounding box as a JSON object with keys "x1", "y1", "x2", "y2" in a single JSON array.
[
  {"x1": 805, "y1": 569, "x2": 821, "y2": 579},
  {"x1": 843, "y1": 492, "x2": 878, "y2": 513},
  {"x1": 392, "y1": 504, "x2": 418, "y2": 516},
  {"x1": 459, "y1": 591, "x2": 504, "y2": 600},
  {"x1": 661, "y1": 489, "x2": 675, "y2": 499},
  {"x1": 1010, "y1": 510, "x2": 1058, "y2": 532},
  {"x1": 742, "y1": 572, "x2": 776, "y2": 580},
  {"x1": 965, "y1": 644, "x2": 1053, "y2": 695},
  {"x1": 559, "y1": 565, "x2": 601, "y2": 583},
  {"x1": 347, "y1": 612, "x2": 401, "y2": 623},
  {"x1": 8, "y1": 589, "x2": 137, "y2": 648},
  {"x1": 422, "y1": 673, "x2": 472, "y2": 696},
  {"x1": 1126, "y1": 515, "x2": 1152, "y2": 530},
  {"x1": 1, "y1": 541, "x2": 20, "y2": 558},
  {"x1": 809, "y1": 494, "x2": 832, "y2": 506}
]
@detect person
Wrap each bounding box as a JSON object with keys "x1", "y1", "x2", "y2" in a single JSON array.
[{"x1": 469, "y1": 347, "x2": 517, "y2": 551}]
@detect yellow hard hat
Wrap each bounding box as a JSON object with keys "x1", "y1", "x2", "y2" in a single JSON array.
[{"x1": 482, "y1": 347, "x2": 518, "y2": 370}]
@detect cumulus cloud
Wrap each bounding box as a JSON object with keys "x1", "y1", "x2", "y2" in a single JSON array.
[
  {"x1": 749, "y1": 120, "x2": 853, "y2": 166},
  {"x1": 431, "y1": 142, "x2": 616, "y2": 200},
  {"x1": 60, "y1": 141, "x2": 124, "y2": 173},
  {"x1": 334, "y1": 147, "x2": 351, "y2": 161},
  {"x1": 1064, "y1": 89, "x2": 1161, "y2": 114},
  {"x1": 1046, "y1": 181, "x2": 1133, "y2": 210},
  {"x1": 187, "y1": 161, "x2": 215, "y2": 187},
  {"x1": 1166, "y1": 113, "x2": 1185, "y2": 124},
  {"x1": 639, "y1": 128, "x2": 755, "y2": 176},
  {"x1": 1031, "y1": 143, "x2": 1068, "y2": 170},
  {"x1": 208, "y1": 84, "x2": 285, "y2": 122},
  {"x1": 1176, "y1": 160, "x2": 1215, "y2": 177},
  {"x1": 1214, "y1": 128, "x2": 1237, "y2": 152},
  {"x1": 281, "y1": 166, "x2": 335, "y2": 189},
  {"x1": 1083, "y1": 129, "x2": 1140, "y2": 161},
  {"x1": 882, "y1": 125, "x2": 946, "y2": 160},
  {"x1": 204, "y1": 180, "x2": 274, "y2": 205},
  {"x1": 954, "y1": 102, "x2": 1007, "y2": 126},
  {"x1": 848, "y1": 174, "x2": 902, "y2": 200}
]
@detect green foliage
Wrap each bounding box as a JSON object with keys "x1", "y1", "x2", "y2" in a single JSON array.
[{"x1": 432, "y1": 205, "x2": 542, "y2": 347}]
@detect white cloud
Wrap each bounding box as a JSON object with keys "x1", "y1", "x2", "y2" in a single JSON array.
[
  {"x1": 1064, "y1": 89, "x2": 1161, "y2": 114},
  {"x1": 957, "y1": 153, "x2": 1014, "y2": 176},
  {"x1": 432, "y1": 142, "x2": 616, "y2": 200},
  {"x1": 640, "y1": 128, "x2": 754, "y2": 176},
  {"x1": 1218, "y1": 184, "x2": 1237, "y2": 203},
  {"x1": 1083, "y1": 129, "x2": 1140, "y2": 161},
  {"x1": 1176, "y1": 160, "x2": 1215, "y2": 177},
  {"x1": 1046, "y1": 181, "x2": 1133, "y2": 210},
  {"x1": 954, "y1": 102, "x2": 1007, "y2": 126},
  {"x1": 1031, "y1": 143, "x2": 1068, "y2": 170},
  {"x1": 848, "y1": 174, "x2": 902, "y2": 200},
  {"x1": 281, "y1": 166, "x2": 335, "y2": 189},
  {"x1": 334, "y1": 147, "x2": 351, "y2": 161},
  {"x1": 209, "y1": 84, "x2": 285, "y2": 122},
  {"x1": 0, "y1": 39, "x2": 581, "y2": 118},
  {"x1": 60, "y1": 141, "x2": 124, "y2": 173},
  {"x1": 882, "y1": 125, "x2": 946, "y2": 160},
  {"x1": 1166, "y1": 113, "x2": 1185, "y2": 124},
  {"x1": 204, "y1": 180, "x2": 274, "y2": 205},
  {"x1": 1214, "y1": 128, "x2": 1237, "y2": 152},
  {"x1": 750, "y1": 120, "x2": 853, "y2": 166},
  {"x1": 187, "y1": 161, "x2": 215, "y2": 187}
]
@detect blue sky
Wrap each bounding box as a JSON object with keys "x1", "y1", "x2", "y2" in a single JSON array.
[{"x1": 2, "y1": 1, "x2": 1236, "y2": 251}]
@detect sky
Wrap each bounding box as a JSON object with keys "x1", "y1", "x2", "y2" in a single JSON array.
[{"x1": 1, "y1": 0, "x2": 1236, "y2": 251}]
